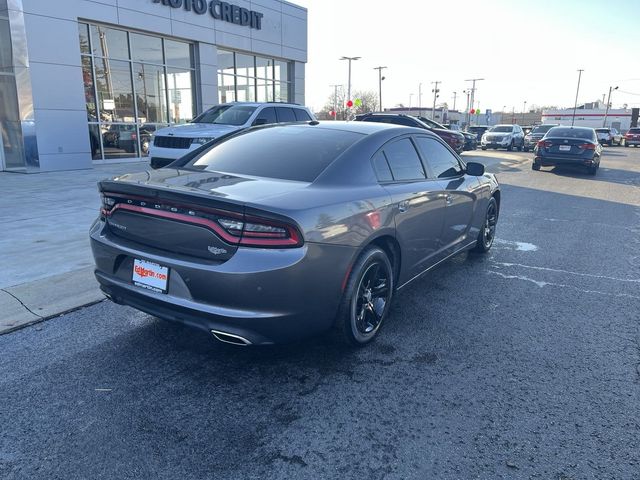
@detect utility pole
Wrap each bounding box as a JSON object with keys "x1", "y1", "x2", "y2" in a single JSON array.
[
  {"x1": 418, "y1": 83, "x2": 423, "y2": 116},
  {"x1": 603, "y1": 85, "x2": 618, "y2": 127},
  {"x1": 465, "y1": 77, "x2": 485, "y2": 125},
  {"x1": 522, "y1": 100, "x2": 527, "y2": 124},
  {"x1": 330, "y1": 84, "x2": 342, "y2": 120},
  {"x1": 452, "y1": 91, "x2": 457, "y2": 111},
  {"x1": 339, "y1": 56, "x2": 361, "y2": 114},
  {"x1": 373, "y1": 66, "x2": 387, "y2": 112},
  {"x1": 409, "y1": 93, "x2": 414, "y2": 109},
  {"x1": 572, "y1": 69, "x2": 584, "y2": 127},
  {"x1": 463, "y1": 90, "x2": 471, "y2": 125},
  {"x1": 431, "y1": 81, "x2": 440, "y2": 120}
]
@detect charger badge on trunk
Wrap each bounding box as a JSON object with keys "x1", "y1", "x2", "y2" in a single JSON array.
[{"x1": 208, "y1": 246, "x2": 228, "y2": 255}]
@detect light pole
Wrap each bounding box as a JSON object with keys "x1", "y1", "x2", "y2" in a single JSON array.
[
  {"x1": 373, "y1": 66, "x2": 387, "y2": 112},
  {"x1": 452, "y1": 91, "x2": 457, "y2": 111},
  {"x1": 603, "y1": 86, "x2": 618, "y2": 127},
  {"x1": 409, "y1": 93, "x2": 414, "y2": 109},
  {"x1": 418, "y1": 83, "x2": 423, "y2": 116},
  {"x1": 521, "y1": 100, "x2": 527, "y2": 124},
  {"x1": 330, "y1": 84, "x2": 342, "y2": 120},
  {"x1": 465, "y1": 77, "x2": 485, "y2": 124},
  {"x1": 339, "y1": 56, "x2": 361, "y2": 112},
  {"x1": 463, "y1": 90, "x2": 471, "y2": 125},
  {"x1": 431, "y1": 81, "x2": 441, "y2": 120},
  {"x1": 572, "y1": 69, "x2": 584, "y2": 127}
]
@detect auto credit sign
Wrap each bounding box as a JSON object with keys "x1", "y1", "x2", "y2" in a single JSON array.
[{"x1": 153, "y1": 0, "x2": 264, "y2": 30}]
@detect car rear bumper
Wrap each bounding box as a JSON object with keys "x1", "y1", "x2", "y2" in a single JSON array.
[
  {"x1": 625, "y1": 139, "x2": 640, "y2": 145},
  {"x1": 534, "y1": 154, "x2": 597, "y2": 167},
  {"x1": 90, "y1": 220, "x2": 355, "y2": 344}
]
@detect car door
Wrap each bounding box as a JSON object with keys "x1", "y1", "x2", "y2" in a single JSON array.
[
  {"x1": 414, "y1": 135, "x2": 481, "y2": 255},
  {"x1": 252, "y1": 107, "x2": 277, "y2": 126},
  {"x1": 373, "y1": 137, "x2": 446, "y2": 282}
]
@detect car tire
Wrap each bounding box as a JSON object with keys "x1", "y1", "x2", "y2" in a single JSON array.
[
  {"x1": 532, "y1": 162, "x2": 541, "y2": 171},
  {"x1": 523, "y1": 146, "x2": 529, "y2": 152},
  {"x1": 506, "y1": 141, "x2": 513, "y2": 152},
  {"x1": 588, "y1": 165, "x2": 597, "y2": 175},
  {"x1": 334, "y1": 247, "x2": 394, "y2": 347},
  {"x1": 472, "y1": 197, "x2": 498, "y2": 253},
  {"x1": 481, "y1": 146, "x2": 487, "y2": 150}
]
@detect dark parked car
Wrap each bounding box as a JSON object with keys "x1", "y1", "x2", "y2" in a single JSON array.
[
  {"x1": 523, "y1": 124, "x2": 559, "y2": 152},
  {"x1": 91, "y1": 122, "x2": 500, "y2": 346},
  {"x1": 355, "y1": 113, "x2": 465, "y2": 153},
  {"x1": 467, "y1": 125, "x2": 491, "y2": 142},
  {"x1": 624, "y1": 127, "x2": 640, "y2": 147},
  {"x1": 532, "y1": 126, "x2": 602, "y2": 175}
]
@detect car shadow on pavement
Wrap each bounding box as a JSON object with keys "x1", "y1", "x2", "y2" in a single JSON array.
[{"x1": 542, "y1": 165, "x2": 640, "y2": 187}]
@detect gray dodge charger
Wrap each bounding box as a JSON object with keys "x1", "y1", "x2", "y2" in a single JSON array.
[{"x1": 91, "y1": 121, "x2": 500, "y2": 346}]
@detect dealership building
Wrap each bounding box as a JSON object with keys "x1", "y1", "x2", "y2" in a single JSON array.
[{"x1": 0, "y1": 0, "x2": 307, "y2": 172}]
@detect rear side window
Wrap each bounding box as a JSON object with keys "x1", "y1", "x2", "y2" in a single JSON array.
[
  {"x1": 414, "y1": 136, "x2": 463, "y2": 178},
  {"x1": 371, "y1": 151, "x2": 393, "y2": 182},
  {"x1": 276, "y1": 107, "x2": 296, "y2": 123},
  {"x1": 190, "y1": 126, "x2": 363, "y2": 182},
  {"x1": 293, "y1": 109, "x2": 312, "y2": 122},
  {"x1": 382, "y1": 138, "x2": 425, "y2": 181},
  {"x1": 254, "y1": 107, "x2": 277, "y2": 125}
]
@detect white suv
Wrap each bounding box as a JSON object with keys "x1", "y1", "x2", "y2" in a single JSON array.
[
  {"x1": 149, "y1": 102, "x2": 316, "y2": 168},
  {"x1": 481, "y1": 124, "x2": 525, "y2": 151}
]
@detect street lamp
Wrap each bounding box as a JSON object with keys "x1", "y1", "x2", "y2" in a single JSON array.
[
  {"x1": 603, "y1": 86, "x2": 618, "y2": 127},
  {"x1": 409, "y1": 93, "x2": 414, "y2": 109},
  {"x1": 431, "y1": 81, "x2": 441, "y2": 120},
  {"x1": 522, "y1": 100, "x2": 527, "y2": 124},
  {"x1": 373, "y1": 66, "x2": 387, "y2": 112},
  {"x1": 339, "y1": 56, "x2": 361, "y2": 111},
  {"x1": 572, "y1": 69, "x2": 584, "y2": 126}
]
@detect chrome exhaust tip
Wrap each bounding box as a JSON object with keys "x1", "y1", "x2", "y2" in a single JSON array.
[{"x1": 211, "y1": 329, "x2": 252, "y2": 346}]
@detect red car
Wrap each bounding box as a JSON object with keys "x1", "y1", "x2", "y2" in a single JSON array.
[
  {"x1": 624, "y1": 127, "x2": 640, "y2": 147},
  {"x1": 355, "y1": 113, "x2": 465, "y2": 153}
]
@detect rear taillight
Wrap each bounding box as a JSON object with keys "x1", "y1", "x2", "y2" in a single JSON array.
[
  {"x1": 100, "y1": 192, "x2": 303, "y2": 248},
  {"x1": 580, "y1": 143, "x2": 596, "y2": 150},
  {"x1": 216, "y1": 215, "x2": 302, "y2": 247},
  {"x1": 537, "y1": 140, "x2": 552, "y2": 148}
]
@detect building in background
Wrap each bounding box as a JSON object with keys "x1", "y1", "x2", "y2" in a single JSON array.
[
  {"x1": 0, "y1": 0, "x2": 307, "y2": 172},
  {"x1": 542, "y1": 104, "x2": 637, "y2": 132}
]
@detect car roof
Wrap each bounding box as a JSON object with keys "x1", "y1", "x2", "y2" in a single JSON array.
[
  {"x1": 294, "y1": 120, "x2": 415, "y2": 135},
  {"x1": 216, "y1": 102, "x2": 304, "y2": 107}
]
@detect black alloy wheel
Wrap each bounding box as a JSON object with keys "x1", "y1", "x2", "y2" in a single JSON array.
[
  {"x1": 473, "y1": 197, "x2": 498, "y2": 253},
  {"x1": 335, "y1": 247, "x2": 393, "y2": 346}
]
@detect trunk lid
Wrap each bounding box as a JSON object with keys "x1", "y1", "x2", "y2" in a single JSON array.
[
  {"x1": 542, "y1": 137, "x2": 595, "y2": 155},
  {"x1": 99, "y1": 169, "x2": 308, "y2": 261}
]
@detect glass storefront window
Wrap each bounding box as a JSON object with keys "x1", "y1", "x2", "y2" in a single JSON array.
[
  {"x1": 218, "y1": 51, "x2": 291, "y2": 105},
  {"x1": 90, "y1": 25, "x2": 129, "y2": 60},
  {"x1": 257, "y1": 79, "x2": 274, "y2": 102},
  {"x1": 255, "y1": 57, "x2": 273, "y2": 80},
  {"x1": 130, "y1": 33, "x2": 163, "y2": 65},
  {"x1": 80, "y1": 23, "x2": 195, "y2": 161},
  {"x1": 81, "y1": 56, "x2": 98, "y2": 121},
  {"x1": 164, "y1": 39, "x2": 192, "y2": 68},
  {"x1": 167, "y1": 67, "x2": 194, "y2": 123},
  {"x1": 78, "y1": 23, "x2": 90, "y2": 55},
  {"x1": 94, "y1": 58, "x2": 135, "y2": 123},
  {"x1": 235, "y1": 53, "x2": 254, "y2": 78},
  {"x1": 235, "y1": 76, "x2": 255, "y2": 102},
  {"x1": 133, "y1": 63, "x2": 167, "y2": 124}
]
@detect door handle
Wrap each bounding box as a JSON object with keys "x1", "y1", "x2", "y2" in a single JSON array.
[
  {"x1": 398, "y1": 200, "x2": 408, "y2": 213},
  {"x1": 445, "y1": 194, "x2": 453, "y2": 205}
]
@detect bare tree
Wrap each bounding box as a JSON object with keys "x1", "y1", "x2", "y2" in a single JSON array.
[{"x1": 318, "y1": 89, "x2": 379, "y2": 120}]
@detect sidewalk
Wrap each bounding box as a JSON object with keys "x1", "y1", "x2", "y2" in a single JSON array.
[{"x1": 0, "y1": 161, "x2": 149, "y2": 334}]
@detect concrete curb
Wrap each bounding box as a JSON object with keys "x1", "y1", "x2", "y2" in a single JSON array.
[{"x1": 0, "y1": 267, "x2": 104, "y2": 335}]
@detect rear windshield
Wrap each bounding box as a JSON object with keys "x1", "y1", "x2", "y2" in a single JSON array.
[
  {"x1": 595, "y1": 128, "x2": 610, "y2": 133},
  {"x1": 531, "y1": 125, "x2": 555, "y2": 134},
  {"x1": 629, "y1": 128, "x2": 640, "y2": 134},
  {"x1": 189, "y1": 126, "x2": 363, "y2": 182},
  {"x1": 192, "y1": 105, "x2": 257, "y2": 125},
  {"x1": 546, "y1": 127, "x2": 595, "y2": 140},
  {"x1": 489, "y1": 126, "x2": 513, "y2": 133}
]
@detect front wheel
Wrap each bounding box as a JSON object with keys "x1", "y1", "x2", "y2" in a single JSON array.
[
  {"x1": 506, "y1": 141, "x2": 513, "y2": 152},
  {"x1": 334, "y1": 247, "x2": 394, "y2": 346},
  {"x1": 481, "y1": 146, "x2": 487, "y2": 150},
  {"x1": 473, "y1": 197, "x2": 498, "y2": 253}
]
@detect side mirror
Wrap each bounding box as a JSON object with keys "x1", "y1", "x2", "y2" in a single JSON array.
[
  {"x1": 466, "y1": 161, "x2": 485, "y2": 176},
  {"x1": 253, "y1": 118, "x2": 268, "y2": 126}
]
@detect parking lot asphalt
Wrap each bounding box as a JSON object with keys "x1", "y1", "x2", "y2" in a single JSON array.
[{"x1": 1, "y1": 146, "x2": 639, "y2": 480}]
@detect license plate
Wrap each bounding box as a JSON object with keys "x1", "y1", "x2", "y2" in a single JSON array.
[
  {"x1": 132, "y1": 259, "x2": 169, "y2": 293},
  {"x1": 559, "y1": 145, "x2": 571, "y2": 151}
]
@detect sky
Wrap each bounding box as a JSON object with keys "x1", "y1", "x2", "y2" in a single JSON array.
[{"x1": 292, "y1": 0, "x2": 640, "y2": 114}]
